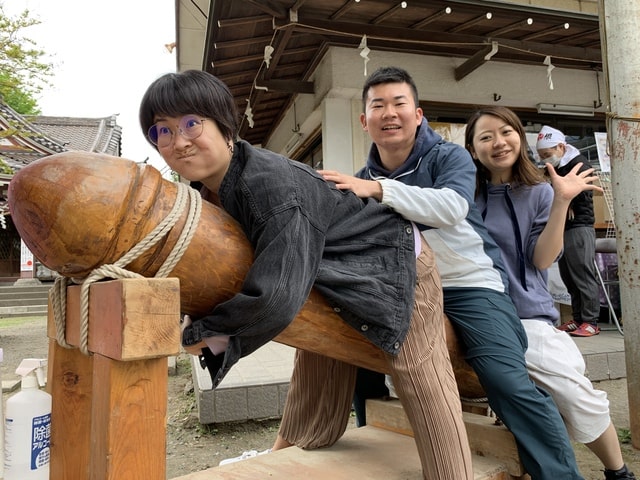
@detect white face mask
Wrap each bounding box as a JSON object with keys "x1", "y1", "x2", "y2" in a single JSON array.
[{"x1": 545, "y1": 154, "x2": 562, "y2": 168}]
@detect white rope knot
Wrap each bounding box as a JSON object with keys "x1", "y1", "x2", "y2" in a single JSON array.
[{"x1": 52, "y1": 182, "x2": 201, "y2": 355}]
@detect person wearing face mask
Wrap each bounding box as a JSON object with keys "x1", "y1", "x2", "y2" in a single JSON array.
[{"x1": 536, "y1": 126, "x2": 601, "y2": 337}]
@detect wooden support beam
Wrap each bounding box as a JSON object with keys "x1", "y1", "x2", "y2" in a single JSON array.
[
  {"x1": 213, "y1": 53, "x2": 263, "y2": 68},
  {"x1": 48, "y1": 342, "x2": 93, "y2": 479},
  {"x1": 245, "y1": 0, "x2": 286, "y2": 18},
  {"x1": 455, "y1": 43, "x2": 498, "y2": 81},
  {"x1": 214, "y1": 35, "x2": 274, "y2": 50},
  {"x1": 275, "y1": 288, "x2": 485, "y2": 400},
  {"x1": 487, "y1": 18, "x2": 533, "y2": 38},
  {"x1": 47, "y1": 278, "x2": 181, "y2": 480},
  {"x1": 448, "y1": 13, "x2": 493, "y2": 34},
  {"x1": 519, "y1": 22, "x2": 569, "y2": 42},
  {"x1": 90, "y1": 355, "x2": 168, "y2": 479},
  {"x1": 330, "y1": 1, "x2": 357, "y2": 21},
  {"x1": 371, "y1": 3, "x2": 406, "y2": 25},
  {"x1": 217, "y1": 15, "x2": 271, "y2": 28},
  {"x1": 410, "y1": 7, "x2": 452, "y2": 29}
]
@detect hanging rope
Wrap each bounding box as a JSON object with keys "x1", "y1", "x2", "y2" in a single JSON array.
[
  {"x1": 51, "y1": 182, "x2": 202, "y2": 355},
  {"x1": 51, "y1": 276, "x2": 74, "y2": 349}
]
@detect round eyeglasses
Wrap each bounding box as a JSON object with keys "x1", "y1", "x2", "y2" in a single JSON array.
[{"x1": 147, "y1": 115, "x2": 207, "y2": 147}]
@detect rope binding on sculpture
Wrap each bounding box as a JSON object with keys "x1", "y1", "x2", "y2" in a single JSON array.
[{"x1": 51, "y1": 182, "x2": 202, "y2": 355}]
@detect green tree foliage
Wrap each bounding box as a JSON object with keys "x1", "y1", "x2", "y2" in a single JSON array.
[{"x1": 0, "y1": 3, "x2": 54, "y2": 115}]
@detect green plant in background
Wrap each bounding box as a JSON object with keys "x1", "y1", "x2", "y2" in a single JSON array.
[
  {"x1": 618, "y1": 427, "x2": 632, "y2": 444},
  {"x1": 0, "y1": 2, "x2": 54, "y2": 115},
  {"x1": 0, "y1": 157, "x2": 13, "y2": 174}
]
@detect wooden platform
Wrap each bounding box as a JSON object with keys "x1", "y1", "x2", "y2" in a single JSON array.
[
  {"x1": 170, "y1": 426, "x2": 515, "y2": 480},
  {"x1": 171, "y1": 397, "x2": 527, "y2": 480},
  {"x1": 366, "y1": 398, "x2": 525, "y2": 478}
]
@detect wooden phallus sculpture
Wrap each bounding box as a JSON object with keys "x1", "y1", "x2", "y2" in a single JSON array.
[{"x1": 8, "y1": 151, "x2": 484, "y2": 399}]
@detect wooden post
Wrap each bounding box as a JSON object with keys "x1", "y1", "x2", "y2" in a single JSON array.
[
  {"x1": 598, "y1": 0, "x2": 640, "y2": 448},
  {"x1": 47, "y1": 278, "x2": 181, "y2": 480}
]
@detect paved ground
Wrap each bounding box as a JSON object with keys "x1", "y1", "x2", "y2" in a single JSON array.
[
  {"x1": 192, "y1": 326, "x2": 626, "y2": 424},
  {"x1": 0, "y1": 315, "x2": 637, "y2": 479}
]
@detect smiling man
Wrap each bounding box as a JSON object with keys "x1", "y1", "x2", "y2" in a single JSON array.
[{"x1": 319, "y1": 66, "x2": 584, "y2": 480}]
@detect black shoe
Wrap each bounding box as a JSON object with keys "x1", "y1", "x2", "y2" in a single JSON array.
[{"x1": 604, "y1": 464, "x2": 636, "y2": 480}]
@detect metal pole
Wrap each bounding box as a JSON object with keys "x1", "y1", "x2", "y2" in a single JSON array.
[{"x1": 598, "y1": 0, "x2": 640, "y2": 448}]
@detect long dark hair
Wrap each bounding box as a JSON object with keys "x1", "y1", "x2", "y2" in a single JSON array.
[
  {"x1": 139, "y1": 70, "x2": 239, "y2": 148},
  {"x1": 465, "y1": 105, "x2": 543, "y2": 195}
]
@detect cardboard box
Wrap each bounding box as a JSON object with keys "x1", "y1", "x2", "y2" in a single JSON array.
[{"x1": 593, "y1": 192, "x2": 612, "y2": 227}]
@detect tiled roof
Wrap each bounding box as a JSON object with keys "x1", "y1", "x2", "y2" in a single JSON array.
[
  {"x1": 0, "y1": 106, "x2": 122, "y2": 169},
  {"x1": 0, "y1": 100, "x2": 122, "y2": 216},
  {"x1": 31, "y1": 115, "x2": 122, "y2": 156}
]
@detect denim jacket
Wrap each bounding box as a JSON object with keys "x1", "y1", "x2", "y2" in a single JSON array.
[{"x1": 182, "y1": 140, "x2": 416, "y2": 387}]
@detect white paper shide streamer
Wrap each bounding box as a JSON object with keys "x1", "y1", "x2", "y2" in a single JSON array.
[
  {"x1": 544, "y1": 55, "x2": 555, "y2": 90},
  {"x1": 359, "y1": 34, "x2": 370, "y2": 76}
]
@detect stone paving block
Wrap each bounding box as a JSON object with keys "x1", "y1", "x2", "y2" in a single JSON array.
[
  {"x1": 584, "y1": 353, "x2": 610, "y2": 381},
  {"x1": 247, "y1": 385, "x2": 280, "y2": 419},
  {"x1": 195, "y1": 386, "x2": 217, "y2": 425},
  {"x1": 278, "y1": 383, "x2": 290, "y2": 416},
  {"x1": 2, "y1": 378, "x2": 20, "y2": 393},
  {"x1": 607, "y1": 352, "x2": 626, "y2": 379},
  {"x1": 214, "y1": 387, "x2": 249, "y2": 423}
]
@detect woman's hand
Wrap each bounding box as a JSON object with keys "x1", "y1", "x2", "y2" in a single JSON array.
[
  {"x1": 546, "y1": 162, "x2": 603, "y2": 202},
  {"x1": 180, "y1": 315, "x2": 208, "y2": 355},
  {"x1": 318, "y1": 170, "x2": 383, "y2": 200}
]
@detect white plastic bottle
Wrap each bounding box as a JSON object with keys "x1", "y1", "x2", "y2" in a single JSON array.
[{"x1": 4, "y1": 358, "x2": 51, "y2": 480}]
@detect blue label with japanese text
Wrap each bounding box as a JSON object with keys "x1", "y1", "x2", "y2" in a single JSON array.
[{"x1": 30, "y1": 413, "x2": 51, "y2": 470}]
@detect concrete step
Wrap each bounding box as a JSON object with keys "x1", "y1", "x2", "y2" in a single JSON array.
[
  {"x1": 190, "y1": 343, "x2": 293, "y2": 424},
  {"x1": 0, "y1": 284, "x2": 51, "y2": 317},
  {"x1": 0, "y1": 286, "x2": 51, "y2": 294},
  {"x1": 0, "y1": 284, "x2": 52, "y2": 294},
  {"x1": 170, "y1": 425, "x2": 515, "y2": 480},
  {"x1": 0, "y1": 296, "x2": 50, "y2": 307},
  {"x1": 0, "y1": 305, "x2": 48, "y2": 318}
]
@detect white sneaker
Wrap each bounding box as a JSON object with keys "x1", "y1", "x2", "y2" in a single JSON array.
[
  {"x1": 385, "y1": 374, "x2": 398, "y2": 399},
  {"x1": 219, "y1": 448, "x2": 272, "y2": 466}
]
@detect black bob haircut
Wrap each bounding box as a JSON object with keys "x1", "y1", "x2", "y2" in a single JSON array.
[{"x1": 139, "y1": 70, "x2": 239, "y2": 148}]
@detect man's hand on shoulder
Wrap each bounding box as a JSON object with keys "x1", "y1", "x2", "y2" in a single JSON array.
[{"x1": 318, "y1": 170, "x2": 383, "y2": 200}]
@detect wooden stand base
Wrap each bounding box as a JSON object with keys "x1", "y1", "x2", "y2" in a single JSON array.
[
  {"x1": 46, "y1": 278, "x2": 516, "y2": 479},
  {"x1": 47, "y1": 278, "x2": 180, "y2": 480}
]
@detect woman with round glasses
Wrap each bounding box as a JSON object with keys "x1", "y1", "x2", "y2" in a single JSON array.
[
  {"x1": 147, "y1": 115, "x2": 207, "y2": 148},
  {"x1": 138, "y1": 70, "x2": 473, "y2": 479}
]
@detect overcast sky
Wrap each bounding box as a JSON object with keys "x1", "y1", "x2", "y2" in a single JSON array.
[{"x1": 6, "y1": 0, "x2": 177, "y2": 173}]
